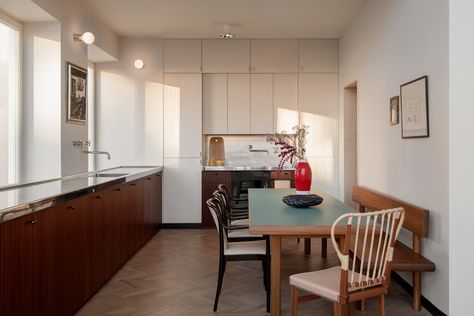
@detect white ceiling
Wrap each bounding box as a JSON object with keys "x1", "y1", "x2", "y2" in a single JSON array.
[
  {"x1": 0, "y1": 0, "x2": 55, "y2": 22},
  {"x1": 84, "y1": 0, "x2": 368, "y2": 38}
]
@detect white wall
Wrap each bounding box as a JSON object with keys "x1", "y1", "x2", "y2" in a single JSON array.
[
  {"x1": 339, "y1": 0, "x2": 448, "y2": 313},
  {"x1": 449, "y1": 0, "x2": 474, "y2": 314},
  {"x1": 31, "y1": 0, "x2": 119, "y2": 176},
  {"x1": 94, "y1": 38, "x2": 164, "y2": 169},
  {"x1": 21, "y1": 22, "x2": 61, "y2": 183}
]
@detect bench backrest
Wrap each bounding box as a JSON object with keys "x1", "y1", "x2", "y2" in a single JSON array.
[{"x1": 352, "y1": 185, "x2": 429, "y2": 238}]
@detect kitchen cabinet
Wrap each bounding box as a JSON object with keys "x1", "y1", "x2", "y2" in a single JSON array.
[
  {"x1": 274, "y1": 74, "x2": 299, "y2": 133},
  {"x1": 0, "y1": 172, "x2": 163, "y2": 316},
  {"x1": 298, "y1": 73, "x2": 339, "y2": 158},
  {"x1": 163, "y1": 39, "x2": 202, "y2": 73},
  {"x1": 163, "y1": 158, "x2": 202, "y2": 223},
  {"x1": 202, "y1": 171, "x2": 231, "y2": 227},
  {"x1": 299, "y1": 39, "x2": 339, "y2": 73},
  {"x1": 251, "y1": 74, "x2": 274, "y2": 134},
  {"x1": 202, "y1": 39, "x2": 250, "y2": 73},
  {"x1": 164, "y1": 74, "x2": 202, "y2": 158},
  {"x1": 228, "y1": 74, "x2": 251, "y2": 134},
  {"x1": 250, "y1": 39, "x2": 299, "y2": 73},
  {"x1": 268, "y1": 170, "x2": 295, "y2": 188},
  {"x1": 203, "y1": 74, "x2": 228, "y2": 134}
]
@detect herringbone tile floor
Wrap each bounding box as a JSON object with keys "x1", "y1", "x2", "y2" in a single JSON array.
[{"x1": 77, "y1": 229, "x2": 431, "y2": 316}]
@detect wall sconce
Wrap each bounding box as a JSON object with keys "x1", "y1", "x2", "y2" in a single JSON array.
[
  {"x1": 73, "y1": 32, "x2": 95, "y2": 45},
  {"x1": 134, "y1": 59, "x2": 145, "y2": 69}
]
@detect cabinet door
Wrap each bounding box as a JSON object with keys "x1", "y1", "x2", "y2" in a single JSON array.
[
  {"x1": 251, "y1": 74, "x2": 274, "y2": 134},
  {"x1": 299, "y1": 39, "x2": 339, "y2": 73},
  {"x1": 201, "y1": 171, "x2": 231, "y2": 227},
  {"x1": 164, "y1": 39, "x2": 202, "y2": 73},
  {"x1": 250, "y1": 39, "x2": 298, "y2": 73},
  {"x1": 109, "y1": 185, "x2": 127, "y2": 272},
  {"x1": 154, "y1": 172, "x2": 163, "y2": 227},
  {"x1": 228, "y1": 74, "x2": 251, "y2": 134},
  {"x1": 164, "y1": 74, "x2": 202, "y2": 158},
  {"x1": 203, "y1": 74, "x2": 228, "y2": 134},
  {"x1": 163, "y1": 158, "x2": 202, "y2": 223},
  {"x1": 274, "y1": 74, "x2": 298, "y2": 133},
  {"x1": 202, "y1": 39, "x2": 250, "y2": 73},
  {"x1": 298, "y1": 73, "x2": 339, "y2": 158}
]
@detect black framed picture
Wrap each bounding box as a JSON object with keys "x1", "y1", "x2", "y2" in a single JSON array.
[
  {"x1": 66, "y1": 62, "x2": 87, "y2": 124},
  {"x1": 400, "y1": 76, "x2": 429, "y2": 138},
  {"x1": 390, "y1": 96, "x2": 399, "y2": 125}
]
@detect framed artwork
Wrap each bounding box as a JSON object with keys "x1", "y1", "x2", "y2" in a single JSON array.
[
  {"x1": 400, "y1": 76, "x2": 429, "y2": 138},
  {"x1": 390, "y1": 96, "x2": 399, "y2": 125},
  {"x1": 66, "y1": 62, "x2": 87, "y2": 124}
]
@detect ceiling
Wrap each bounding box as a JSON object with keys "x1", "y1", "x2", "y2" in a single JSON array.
[
  {"x1": 0, "y1": 0, "x2": 55, "y2": 22},
  {"x1": 84, "y1": 0, "x2": 368, "y2": 38}
]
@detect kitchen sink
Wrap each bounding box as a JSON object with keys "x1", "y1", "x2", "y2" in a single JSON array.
[{"x1": 88, "y1": 173, "x2": 129, "y2": 178}]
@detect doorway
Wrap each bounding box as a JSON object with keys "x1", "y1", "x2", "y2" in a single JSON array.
[{"x1": 343, "y1": 83, "x2": 357, "y2": 207}]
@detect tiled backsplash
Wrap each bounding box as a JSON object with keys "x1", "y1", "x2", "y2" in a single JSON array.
[{"x1": 205, "y1": 135, "x2": 292, "y2": 168}]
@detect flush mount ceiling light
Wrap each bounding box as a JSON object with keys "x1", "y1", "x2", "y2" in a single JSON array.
[
  {"x1": 73, "y1": 31, "x2": 95, "y2": 45},
  {"x1": 134, "y1": 59, "x2": 145, "y2": 69},
  {"x1": 220, "y1": 32, "x2": 235, "y2": 39}
]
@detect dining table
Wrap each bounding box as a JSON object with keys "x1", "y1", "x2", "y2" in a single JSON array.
[{"x1": 248, "y1": 188, "x2": 355, "y2": 316}]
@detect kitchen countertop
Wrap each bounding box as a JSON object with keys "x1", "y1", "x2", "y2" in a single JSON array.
[
  {"x1": 203, "y1": 166, "x2": 295, "y2": 171},
  {"x1": 0, "y1": 166, "x2": 163, "y2": 223}
]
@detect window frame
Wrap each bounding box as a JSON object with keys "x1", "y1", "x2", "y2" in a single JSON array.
[{"x1": 0, "y1": 11, "x2": 22, "y2": 185}]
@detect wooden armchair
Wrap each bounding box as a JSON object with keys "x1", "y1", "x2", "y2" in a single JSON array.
[{"x1": 289, "y1": 207, "x2": 405, "y2": 316}]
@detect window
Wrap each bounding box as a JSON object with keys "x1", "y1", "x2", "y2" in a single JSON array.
[{"x1": 0, "y1": 14, "x2": 20, "y2": 186}]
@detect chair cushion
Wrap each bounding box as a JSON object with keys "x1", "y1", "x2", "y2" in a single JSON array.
[
  {"x1": 290, "y1": 266, "x2": 364, "y2": 302},
  {"x1": 231, "y1": 218, "x2": 249, "y2": 226},
  {"x1": 224, "y1": 240, "x2": 266, "y2": 256},
  {"x1": 228, "y1": 228, "x2": 262, "y2": 238}
]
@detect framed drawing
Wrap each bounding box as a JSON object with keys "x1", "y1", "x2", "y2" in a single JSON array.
[
  {"x1": 66, "y1": 62, "x2": 87, "y2": 124},
  {"x1": 390, "y1": 96, "x2": 399, "y2": 125},
  {"x1": 400, "y1": 76, "x2": 429, "y2": 138}
]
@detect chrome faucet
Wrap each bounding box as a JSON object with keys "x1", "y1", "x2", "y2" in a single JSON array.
[
  {"x1": 73, "y1": 140, "x2": 111, "y2": 160},
  {"x1": 248, "y1": 145, "x2": 269, "y2": 156}
]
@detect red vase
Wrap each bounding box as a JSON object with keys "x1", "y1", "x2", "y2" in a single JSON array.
[{"x1": 295, "y1": 159, "x2": 312, "y2": 195}]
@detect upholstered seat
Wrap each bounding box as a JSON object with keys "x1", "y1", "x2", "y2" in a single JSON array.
[
  {"x1": 231, "y1": 218, "x2": 249, "y2": 226},
  {"x1": 224, "y1": 240, "x2": 267, "y2": 256},
  {"x1": 290, "y1": 266, "x2": 363, "y2": 302},
  {"x1": 228, "y1": 228, "x2": 262, "y2": 239}
]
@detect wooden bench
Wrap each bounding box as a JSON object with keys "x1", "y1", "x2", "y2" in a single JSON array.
[{"x1": 352, "y1": 185, "x2": 436, "y2": 311}]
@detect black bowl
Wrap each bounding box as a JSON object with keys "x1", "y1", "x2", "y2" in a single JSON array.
[{"x1": 282, "y1": 194, "x2": 324, "y2": 208}]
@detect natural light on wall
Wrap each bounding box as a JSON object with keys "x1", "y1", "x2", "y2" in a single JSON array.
[{"x1": 0, "y1": 17, "x2": 20, "y2": 186}]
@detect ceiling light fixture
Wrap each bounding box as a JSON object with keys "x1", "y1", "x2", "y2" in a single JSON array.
[
  {"x1": 134, "y1": 59, "x2": 145, "y2": 69},
  {"x1": 73, "y1": 32, "x2": 96, "y2": 45},
  {"x1": 220, "y1": 32, "x2": 235, "y2": 39}
]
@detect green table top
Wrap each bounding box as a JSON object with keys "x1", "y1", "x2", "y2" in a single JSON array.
[{"x1": 248, "y1": 188, "x2": 355, "y2": 235}]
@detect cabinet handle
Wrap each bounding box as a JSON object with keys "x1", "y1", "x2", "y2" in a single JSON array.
[
  {"x1": 147, "y1": 177, "x2": 152, "y2": 180},
  {"x1": 68, "y1": 205, "x2": 77, "y2": 210},
  {"x1": 96, "y1": 195, "x2": 104, "y2": 199},
  {"x1": 115, "y1": 188, "x2": 122, "y2": 192},
  {"x1": 130, "y1": 183, "x2": 136, "y2": 186},
  {"x1": 30, "y1": 218, "x2": 37, "y2": 225}
]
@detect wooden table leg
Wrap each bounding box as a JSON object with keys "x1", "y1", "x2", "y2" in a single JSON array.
[
  {"x1": 321, "y1": 238, "x2": 327, "y2": 258},
  {"x1": 304, "y1": 238, "x2": 311, "y2": 254},
  {"x1": 270, "y1": 236, "x2": 282, "y2": 316}
]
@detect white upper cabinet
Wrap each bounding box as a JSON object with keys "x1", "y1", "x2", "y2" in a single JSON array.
[
  {"x1": 299, "y1": 39, "x2": 339, "y2": 73},
  {"x1": 251, "y1": 74, "x2": 274, "y2": 134},
  {"x1": 202, "y1": 39, "x2": 250, "y2": 73},
  {"x1": 203, "y1": 74, "x2": 228, "y2": 134},
  {"x1": 164, "y1": 74, "x2": 202, "y2": 158},
  {"x1": 274, "y1": 74, "x2": 298, "y2": 133},
  {"x1": 164, "y1": 39, "x2": 202, "y2": 73},
  {"x1": 250, "y1": 39, "x2": 298, "y2": 73},
  {"x1": 228, "y1": 74, "x2": 251, "y2": 134},
  {"x1": 298, "y1": 73, "x2": 338, "y2": 158}
]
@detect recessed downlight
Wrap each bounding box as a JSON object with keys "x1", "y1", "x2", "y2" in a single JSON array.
[
  {"x1": 220, "y1": 32, "x2": 235, "y2": 39},
  {"x1": 134, "y1": 59, "x2": 144, "y2": 69}
]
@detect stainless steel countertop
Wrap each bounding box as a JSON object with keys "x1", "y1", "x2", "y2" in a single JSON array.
[
  {"x1": 0, "y1": 166, "x2": 163, "y2": 223},
  {"x1": 203, "y1": 166, "x2": 295, "y2": 171}
]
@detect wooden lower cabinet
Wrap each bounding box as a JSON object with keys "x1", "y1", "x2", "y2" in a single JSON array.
[
  {"x1": 202, "y1": 171, "x2": 231, "y2": 227},
  {"x1": 0, "y1": 171, "x2": 163, "y2": 316}
]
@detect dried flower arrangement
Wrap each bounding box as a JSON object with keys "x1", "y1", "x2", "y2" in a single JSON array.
[{"x1": 266, "y1": 125, "x2": 309, "y2": 171}]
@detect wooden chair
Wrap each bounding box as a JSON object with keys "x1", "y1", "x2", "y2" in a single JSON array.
[
  {"x1": 289, "y1": 207, "x2": 405, "y2": 316},
  {"x1": 352, "y1": 185, "x2": 436, "y2": 311},
  {"x1": 207, "y1": 198, "x2": 270, "y2": 312}
]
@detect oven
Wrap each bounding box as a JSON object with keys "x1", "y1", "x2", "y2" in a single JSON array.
[{"x1": 230, "y1": 171, "x2": 270, "y2": 209}]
